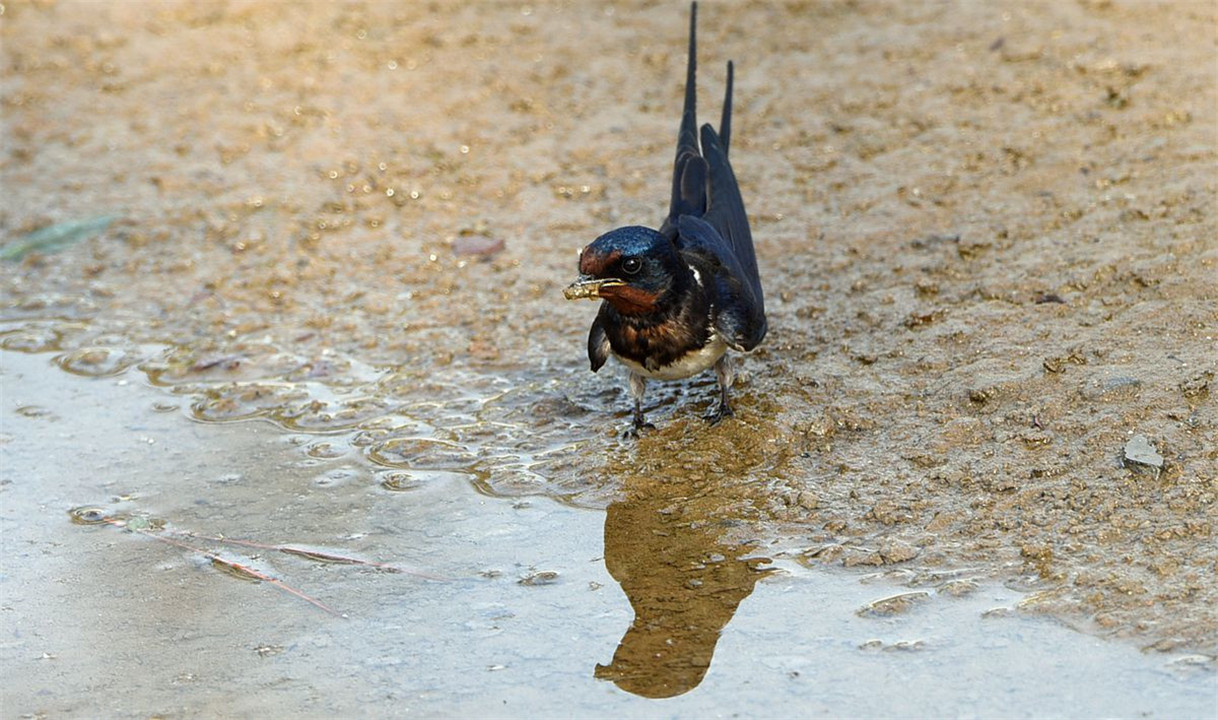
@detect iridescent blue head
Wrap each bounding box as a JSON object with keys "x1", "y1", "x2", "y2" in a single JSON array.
[{"x1": 563, "y1": 226, "x2": 683, "y2": 315}]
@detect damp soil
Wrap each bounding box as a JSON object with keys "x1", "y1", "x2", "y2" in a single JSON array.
[{"x1": 1, "y1": 0, "x2": 1216, "y2": 714}]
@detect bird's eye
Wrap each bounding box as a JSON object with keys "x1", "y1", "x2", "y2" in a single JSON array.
[{"x1": 621, "y1": 257, "x2": 643, "y2": 275}]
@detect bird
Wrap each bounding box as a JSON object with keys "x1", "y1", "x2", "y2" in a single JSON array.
[{"x1": 563, "y1": 1, "x2": 766, "y2": 435}]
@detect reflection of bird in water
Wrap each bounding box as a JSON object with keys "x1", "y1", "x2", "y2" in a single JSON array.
[{"x1": 595, "y1": 486, "x2": 769, "y2": 698}]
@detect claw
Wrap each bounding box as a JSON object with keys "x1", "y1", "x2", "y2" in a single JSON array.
[
  {"x1": 623, "y1": 420, "x2": 656, "y2": 440},
  {"x1": 624, "y1": 406, "x2": 656, "y2": 439},
  {"x1": 705, "y1": 401, "x2": 734, "y2": 425},
  {"x1": 708, "y1": 356, "x2": 736, "y2": 425}
]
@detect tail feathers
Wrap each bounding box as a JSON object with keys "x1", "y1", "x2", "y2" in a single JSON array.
[
  {"x1": 666, "y1": 2, "x2": 746, "y2": 254},
  {"x1": 667, "y1": 1, "x2": 701, "y2": 235},
  {"x1": 720, "y1": 61, "x2": 733, "y2": 154}
]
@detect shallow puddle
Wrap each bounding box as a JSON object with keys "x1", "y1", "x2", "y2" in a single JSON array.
[{"x1": 2, "y1": 349, "x2": 1213, "y2": 717}]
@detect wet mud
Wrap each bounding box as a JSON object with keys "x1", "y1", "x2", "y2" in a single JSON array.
[{"x1": 2, "y1": 0, "x2": 1216, "y2": 713}]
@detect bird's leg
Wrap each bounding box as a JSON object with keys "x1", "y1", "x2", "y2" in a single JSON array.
[
  {"x1": 707, "y1": 355, "x2": 736, "y2": 424},
  {"x1": 624, "y1": 371, "x2": 655, "y2": 438}
]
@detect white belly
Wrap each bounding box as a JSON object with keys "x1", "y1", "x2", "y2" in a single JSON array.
[{"x1": 615, "y1": 334, "x2": 728, "y2": 381}]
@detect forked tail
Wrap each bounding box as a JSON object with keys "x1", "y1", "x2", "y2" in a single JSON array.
[{"x1": 664, "y1": 2, "x2": 706, "y2": 236}]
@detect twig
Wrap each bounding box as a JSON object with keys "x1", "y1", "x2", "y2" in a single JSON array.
[
  {"x1": 168, "y1": 529, "x2": 447, "y2": 580},
  {"x1": 96, "y1": 516, "x2": 340, "y2": 615}
]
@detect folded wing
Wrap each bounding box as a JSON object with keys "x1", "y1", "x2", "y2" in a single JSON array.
[{"x1": 661, "y1": 3, "x2": 766, "y2": 351}]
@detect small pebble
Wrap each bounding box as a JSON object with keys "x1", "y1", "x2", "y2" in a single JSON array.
[{"x1": 1123, "y1": 434, "x2": 1163, "y2": 472}]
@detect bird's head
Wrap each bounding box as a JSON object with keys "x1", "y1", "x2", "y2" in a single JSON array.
[{"x1": 563, "y1": 226, "x2": 681, "y2": 316}]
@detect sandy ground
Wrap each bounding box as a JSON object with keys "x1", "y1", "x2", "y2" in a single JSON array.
[{"x1": 2, "y1": 0, "x2": 1216, "y2": 666}]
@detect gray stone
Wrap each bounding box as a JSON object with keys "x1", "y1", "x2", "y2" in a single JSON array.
[{"x1": 1123, "y1": 434, "x2": 1164, "y2": 471}]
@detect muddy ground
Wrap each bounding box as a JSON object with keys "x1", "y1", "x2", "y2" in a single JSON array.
[{"x1": 2, "y1": 0, "x2": 1215, "y2": 678}]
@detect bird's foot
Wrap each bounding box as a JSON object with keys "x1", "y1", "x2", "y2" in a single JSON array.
[
  {"x1": 705, "y1": 401, "x2": 734, "y2": 425},
  {"x1": 623, "y1": 416, "x2": 656, "y2": 439}
]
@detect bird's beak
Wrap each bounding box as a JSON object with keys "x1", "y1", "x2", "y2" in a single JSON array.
[{"x1": 563, "y1": 276, "x2": 625, "y2": 301}]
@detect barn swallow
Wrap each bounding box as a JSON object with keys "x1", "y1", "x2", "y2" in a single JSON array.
[{"x1": 564, "y1": 2, "x2": 766, "y2": 434}]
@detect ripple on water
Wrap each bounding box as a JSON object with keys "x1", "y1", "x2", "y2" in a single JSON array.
[
  {"x1": 189, "y1": 382, "x2": 310, "y2": 422},
  {"x1": 305, "y1": 441, "x2": 349, "y2": 459},
  {"x1": 271, "y1": 395, "x2": 398, "y2": 432},
  {"x1": 0, "y1": 324, "x2": 68, "y2": 353},
  {"x1": 68, "y1": 506, "x2": 112, "y2": 526},
  {"x1": 55, "y1": 346, "x2": 139, "y2": 377},
  {"x1": 141, "y1": 345, "x2": 357, "y2": 387},
  {"x1": 367, "y1": 437, "x2": 474, "y2": 471},
  {"x1": 379, "y1": 469, "x2": 470, "y2": 492},
  {"x1": 10, "y1": 323, "x2": 619, "y2": 508}
]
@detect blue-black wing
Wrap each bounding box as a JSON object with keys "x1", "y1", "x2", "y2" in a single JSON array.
[
  {"x1": 661, "y1": 4, "x2": 765, "y2": 350},
  {"x1": 587, "y1": 315, "x2": 610, "y2": 372},
  {"x1": 678, "y1": 214, "x2": 767, "y2": 351},
  {"x1": 696, "y1": 119, "x2": 765, "y2": 342}
]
